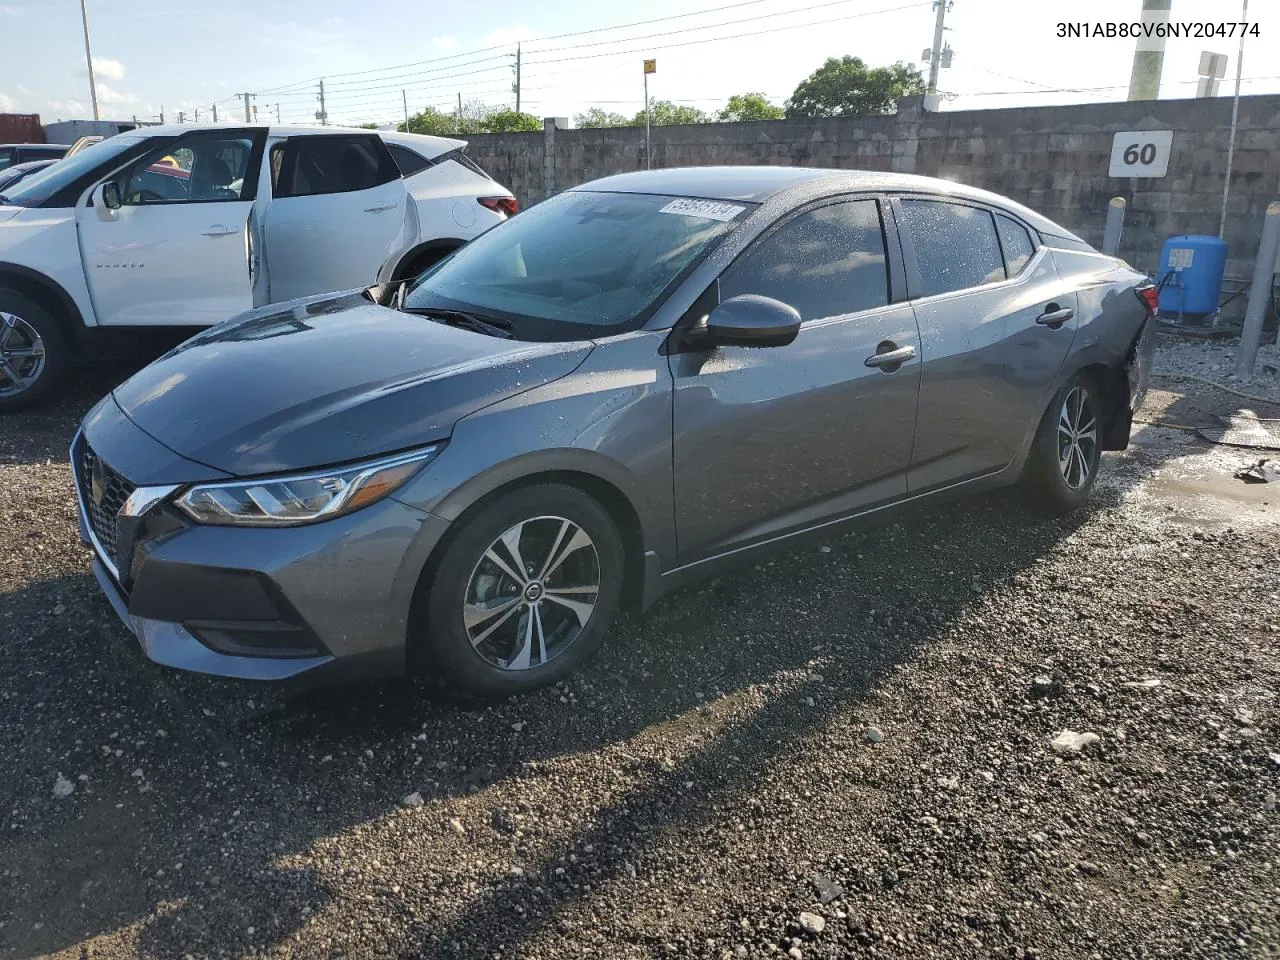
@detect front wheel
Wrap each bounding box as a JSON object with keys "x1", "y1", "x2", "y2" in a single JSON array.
[
  {"x1": 0, "y1": 290, "x2": 68, "y2": 412},
  {"x1": 1022, "y1": 372, "x2": 1103, "y2": 513},
  {"x1": 414, "y1": 484, "x2": 625, "y2": 698}
]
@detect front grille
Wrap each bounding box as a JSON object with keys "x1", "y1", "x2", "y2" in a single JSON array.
[{"x1": 76, "y1": 441, "x2": 135, "y2": 565}]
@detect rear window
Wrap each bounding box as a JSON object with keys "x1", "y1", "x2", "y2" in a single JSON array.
[
  {"x1": 450, "y1": 150, "x2": 492, "y2": 181},
  {"x1": 386, "y1": 143, "x2": 430, "y2": 178}
]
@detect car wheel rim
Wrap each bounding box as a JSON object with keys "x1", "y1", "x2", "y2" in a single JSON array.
[
  {"x1": 1057, "y1": 386, "x2": 1097, "y2": 490},
  {"x1": 0, "y1": 312, "x2": 46, "y2": 397},
  {"x1": 464, "y1": 515, "x2": 601, "y2": 671}
]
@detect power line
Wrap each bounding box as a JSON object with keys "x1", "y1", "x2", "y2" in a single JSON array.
[{"x1": 522, "y1": 2, "x2": 931, "y2": 67}]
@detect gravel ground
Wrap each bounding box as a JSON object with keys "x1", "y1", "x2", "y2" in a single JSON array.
[
  {"x1": 1153, "y1": 336, "x2": 1280, "y2": 404},
  {"x1": 1, "y1": 350, "x2": 1278, "y2": 960}
]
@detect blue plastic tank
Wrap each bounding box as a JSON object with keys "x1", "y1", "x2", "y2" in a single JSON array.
[{"x1": 1156, "y1": 234, "x2": 1228, "y2": 318}]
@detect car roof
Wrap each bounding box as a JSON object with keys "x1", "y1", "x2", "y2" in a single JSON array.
[
  {"x1": 575, "y1": 166, "x2": 1082, "y2": 242},
  {"x1": 122, "y1": 124, "x2": 465, "y2": 160}
]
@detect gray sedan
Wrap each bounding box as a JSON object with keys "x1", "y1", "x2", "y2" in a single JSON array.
[{"x1": 73, "y1": 167, "x2": 1156, "y2": 697}]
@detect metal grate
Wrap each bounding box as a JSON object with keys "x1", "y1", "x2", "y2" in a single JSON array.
[{"x1": 77, "y1": 441, "x2": 135, "y2": 564}]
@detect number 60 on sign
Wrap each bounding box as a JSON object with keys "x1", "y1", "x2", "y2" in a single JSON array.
[{"x1": 1108, "y1": 130, "x2": 1174, "y2": 178}]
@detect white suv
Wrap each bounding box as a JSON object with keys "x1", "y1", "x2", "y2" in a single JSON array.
[{"x1": 0, "y1": 124, "x2": 518, "y2": 409}]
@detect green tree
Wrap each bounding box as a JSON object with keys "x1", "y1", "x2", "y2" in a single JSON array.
[
  {"x1": 481, "y1": 108, "x2": 542, "y2": 133},
  {"x1": 785, "y1": 57, "x2": 925, "y2": 118},
  {"x1": 399, "y1": 106, "x2": 459, "y2": 136},
  {"x1": 356, "y1": 122, "x2": 381, "y2": 130},
  {"x1": 574, "y1": 107, "x2": 630, "y2": 129},
  {"x1": 717, "y1": 93, "x2": 784, "y2": 122},
  {"x1": 630, "y1": 99, "x2": 710, "y2": 126}
]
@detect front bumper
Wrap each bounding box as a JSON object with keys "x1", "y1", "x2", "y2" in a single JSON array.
[{"x1": 74, "y1": 409, "x2": 451, "y2": 683}]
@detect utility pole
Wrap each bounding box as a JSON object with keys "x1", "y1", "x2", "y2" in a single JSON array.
[
  {"x1": 1127, "y1": 0, "x2": 1172, "y2": 100},
  {"x1": 212, "y1": 102, "x2": 218, "y2": 123},
  {"x1": 403, "y1": 89, "x2": 410, "y2": 130},
  {"x1": 926, "y1": 0, "x2": 948, "y2": 95},
  {"x1": 79, "y1": 0, "x2": 100, "y2": 120},
  {"x1": 457, "y1": 92, "x2": 463, "y2": 121},
  {"x1": 194, "y1": 107, "x2": 199, "y2": 122},
  {"x1": 1219, "y1": 0, "x2": 1249, "y2": 239},
  {"x1": 513, "y1": 43, "x2": 522, "y2": 114},
  {"x1": 316, "y1": 79, "x2": 327, "y2": 126},
  {"x1": 241, "y1": 92, "x2": 252, "y2": 122},
  {"x1": 177, "y1": 110, "x2": 184, "y2": 124},
  {"x1": 276, "y1": 103, "x2": 281, "y2": 122},
  {"x1": 643, "y1": 59, "x2": 656, "y2": 170},
  {"x1": 160, "y1": 106, "x2": 165, "y2": 123}
]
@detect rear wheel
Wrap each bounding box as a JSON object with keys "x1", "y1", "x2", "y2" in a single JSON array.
[
  {"x1": 0, "y1": 290, "x2": 68, "y2": 412},
  {"x1": 1022, "y1": 372, "x2": 1103, "y2": 513},
  {"x1": 415, "y1": 484, "x2": 625, "y2": 698}
]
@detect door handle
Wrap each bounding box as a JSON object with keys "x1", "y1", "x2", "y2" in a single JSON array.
[
  {"x1": 364, "y1": 203, "x2": 398, "y2": 213},
  {"x1": 1036, "y1": 305, "x2": 1074, "y2": 326},
  {"x1": 864, "y1": 344, "x2": 916, "y2": 369},
  {"x1": 202, "y1": 225, "x2": 236, "y2": 237}
]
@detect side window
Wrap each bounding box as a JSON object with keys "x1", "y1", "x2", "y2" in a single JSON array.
[
  {"x1": 900, "y1": 199, "x2": 1006, "y2": 298},
  {"x1": 719, "y1": 199, "x2": 889, "y2": 322},
  {"x1": 274, "y1": 135, "x2": 400, "y2": 199},
  {"x1": 386, "y1": 143, "x2": 430, "y2": 178},
  {"x1": 995, "y1": 213, "x2": 1036, "y2": 277},
  {"x1": 0, "y1": 148, "x2": 13, "y2": 171},
  {"x1": 122, "y1": 133, "x2": 255, "y2": 205}
]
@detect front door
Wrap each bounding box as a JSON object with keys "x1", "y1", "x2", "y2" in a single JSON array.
[
  {"x1": 670, "y1": 198, "x2": 921, "y2": 561},
  {"x1": 77, "y1": 130, "x2": 264, "y2": 326},
  {"x1": 262, "y1": 134, "x2": 410, "y2": 302},
  {"x1": 893, "y1": 198, "x2": 1078, "y2": 492}
]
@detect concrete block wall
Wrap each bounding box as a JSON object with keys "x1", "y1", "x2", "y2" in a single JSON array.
[{"x1": 466, "y1": 94, "x2": 1280, "y2": 283}]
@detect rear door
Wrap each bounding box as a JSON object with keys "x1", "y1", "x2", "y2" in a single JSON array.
[
  {"x1": 262, "y1": 134, "x2": 410, "y2": 302},
  {"x1": 76, "y1": 129, "x2": 264, "y2": 326},
  {"x1": 670, "y1": 197, "x2": 920, "y2": 560},
  {"x1": 894, "y1": 196, "x2": 1078, "y2": 492}
]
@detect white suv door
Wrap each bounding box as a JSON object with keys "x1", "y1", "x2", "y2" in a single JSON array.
[
  {"x1": 262, "y1": 134, "x2": 411, "y2": 302},
  {"x1": 76, "y1": 130, "x2": 264, "y2": 326}
]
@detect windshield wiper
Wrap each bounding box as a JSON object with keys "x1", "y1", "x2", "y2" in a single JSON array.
[{"x1": 410, "y1": 308, "x2": 514, "y2": 340}]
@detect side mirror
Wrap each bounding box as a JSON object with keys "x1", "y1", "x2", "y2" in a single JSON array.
[
  {"x1": 703, "y1": 294, "x2": 801, "y2": 348},
  {"x1": 102, "y1": 181, "x2": 121, "y2": 210}
]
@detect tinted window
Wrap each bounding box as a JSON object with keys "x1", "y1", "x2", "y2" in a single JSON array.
[
  {"x1": 122, "y1": 133, "x2": 255, "y2": 204},
  {"x1": 0, "y1": 148, "x2": 13, "y2": 171},
  {"x1": 996, "y1": 213, "x2": 1036, "y2": 276},
  {"x1": 387, "y1": 143, "x2": 429, "y2": 177},
  {"x1": 719, "y1": 199, "x2": 888, "y2": 321},
  {"x1": 275, "y1": 135, "x2": 399, "y2": 198},
  {"x1": 901, "y1": 199, "x2": 1006, "y2": 298}
]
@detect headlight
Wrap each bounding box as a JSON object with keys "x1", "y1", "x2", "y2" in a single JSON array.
[{"x1": 174, "y1": 447, "x2": 440, "y2": 526}]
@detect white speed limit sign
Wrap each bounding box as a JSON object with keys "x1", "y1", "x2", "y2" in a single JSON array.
[{"x1": 1108, "y1": 130, "x2": 1174, "y2": 178}]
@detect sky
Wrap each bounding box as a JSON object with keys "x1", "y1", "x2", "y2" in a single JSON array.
[{"x1": 2, "y1": 0, "x2": 1278, "y2": 128}]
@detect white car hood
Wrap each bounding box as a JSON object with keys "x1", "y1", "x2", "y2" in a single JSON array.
[{"x1": 0, "y1": 207, "x2": 23, "y2": 225}]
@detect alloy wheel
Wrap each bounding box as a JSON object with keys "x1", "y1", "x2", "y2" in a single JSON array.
[
  {"x1": 0, "y1": 312, "x2": 46, "y2": 398},
  {"x1": 464, "y1": 515, "x2": 601, "y2": 671},
  {"x1": 1057, "y1": 385, "x2": 1097, "y2": 490}
]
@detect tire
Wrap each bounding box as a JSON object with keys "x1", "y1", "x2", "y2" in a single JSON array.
[
  {"x1": 1022, "y1": 371, "x2": 1104, "y2": 513},
  {"x1": 415, "y1": 483, "x2": 626, "y2": 698},
  {"x1": 0, "y1": 289, "x2": 69, "y2": 413}
]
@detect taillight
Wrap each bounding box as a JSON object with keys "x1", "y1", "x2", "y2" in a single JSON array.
[
  {"x1": 478, "y1": 196, "x2": 518, "y2": 217},
  {"x1": 1136, "y1": 285, "x2": 1159, "y2": 315}
]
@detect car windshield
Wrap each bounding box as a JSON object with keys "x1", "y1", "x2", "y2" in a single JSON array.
[
  {"x1": 0, "y1": 135, "x2": 143, "y2": 206},
  {"x1": 403, "y1": 190, "x2": 751, "y2": 339}
]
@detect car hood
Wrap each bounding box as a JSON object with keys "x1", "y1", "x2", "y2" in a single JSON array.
[{"x1": 113, "y1": 290, "x2": 593, "y2": 476}]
